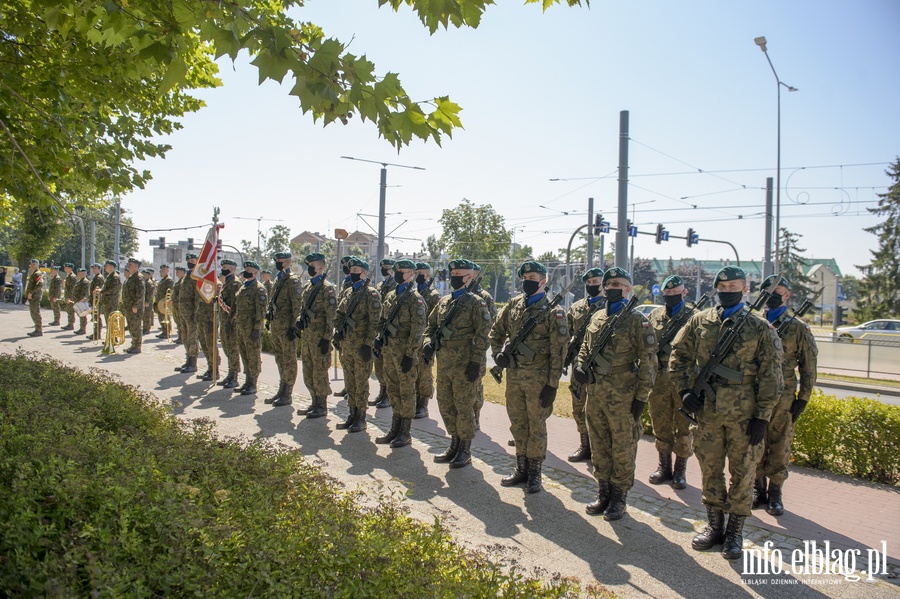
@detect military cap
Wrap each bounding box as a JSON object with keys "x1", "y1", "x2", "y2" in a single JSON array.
[
  {"x1": 602, "y1": 267, "x2": 632, "y2": 284},
  {"x1": 273, "y1": 251, "x2": 291, "y2": 260},
  {"x1": 146, "y1": 267, "x2": 155, "y2": 273},
  {"x1": 221, "y1": 259, "x2": 237, "y2": 267},
  {"x1": 662, "y1": 275, "x2": 684, "y2": 290},
  {"x1": 243, "y1": 260, "x2": 261, "y2": 271},
  {"x1": 582, "y1": 267, "x2": 604, "y2": 282},
  {"x1": 29, "y1": 258, "x2": 40, "y2": 264},
  {"x1": 175, "y1": 266, "x2": 187, "y2": 272},
  {"x1": 63, "y1": 262, "x2": 74, "y2": 269},
  {"x1": 304, "y1": 252, "x2": 326, "y2": 264},
  {"x1": 448, "y1": 258, "x2": 475, "y2": 271},
  {"x1": 340, "y1": 255, "x2": 356, "y2": 264},
  {"x1": 348, "y1": 257, "x2": 369, "y2": 271},
  {"x1": 104, "y1": 259, "x2": 117, "y2": 267},
  {"x1": 77, "y1": 267, "x2": 87, "y2": 273},
  {"x1": 380, "y1": 258, "x2": 396, "y2": 267},
  {"x1": 140, "y1": 268, "x2": 150, "y2": 274},
  {"x1": 49, "y1": 265, "x2": 60, "y2": 271},
  {"x1": 472, "y1": 262, "x2": 482, "y2": 271},
  {"x1": 415, "y1": 261, "x2": 431, "y2": 271},
  {"x1": 127, "y1": 257, "x2": 141, "y2": 266},
  {"x1": 761, "y1": 274, "x2": 790, "y2": 291},
  {"x1": 715, "y1": 265, "x2": 746, "y2": 282},
  {"x1": 393, "y1": 259, "x2": 416, "y2": 271},
  {"x1": 91, "y1": 262, "x2": 102, "y2": 268},
  {"x1": 158, "y1": 264, "x2": 169, "y2": 270},
  {"x1": 261, "y1": 269, "x2": 272, "y2": 275},
  {"x1": 186, "y1": 253, "x2": 199, "y2": 260},
  {"x1": 517, "y1": 260, "x2": 547, "y2": 278}
]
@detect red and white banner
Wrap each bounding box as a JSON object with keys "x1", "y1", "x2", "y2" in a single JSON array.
[{"x1": 192, "y1": 224, "x2": 222, "y2": 303}]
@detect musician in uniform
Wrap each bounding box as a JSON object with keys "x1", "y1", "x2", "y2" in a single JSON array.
[
  {"x1": 47, "y1": 265, "x2": 63, "y2": 326},
  {"x1": 217, "y1": 259, "x2": 242, "y2": 388},
  {"x1": 268, "y1": 252, "x2": 304, "y2": 407},
  {"x1": 87, "y1": 263, "x2": 105, "y2": 339},
  {"x1": 295, "y1": 252, "x2": 337, "y2": 418},
  {"x1": 195, "y1": 261, "x2": 222, "y2": 381},
  {"x1": 414, "y1": 261, "x2": 440, "y2": 419},
  {"x1": 25, "y1": 259, "x2": 44, "y2": 336},
  {"x1": 62, "y1": 263, "x2": 77, "y2": 330},
  {"x1": 370, "y1": 258, "x2": 397, "y2": 410},
  {"x1": 423, "y1": 258, "x2": 491, "y2": 468},
  {"x1": 175, "y1": 255, "x2": 201, "y2": 373},
  {"x1": 154, "y1": 264, "x2": 174, "y2": 339},
  {"x1": 489, "y1": 260, "x2": 567, "y2": 493},
  {"x1": 574, "y1": 267, "x2": 657, "y2": 520},
  {"x1": 233, "y1": 261, "x2": 268, "y2": 396},
  {"x1": 141, "y1": 268, "x2": 156, "y2": 334},
  {"x1": 99, "y1": 259, "x2": 122, "y2": 341},
  {"x1": 171, "y1": 266, "x2": 186, "y2": 344},
  {"x1": 121, "y1": 258, "x2": 145, "y2": 354},
  {"x1": 73, "y1": 267, "x2": 90, "y2": 334}
]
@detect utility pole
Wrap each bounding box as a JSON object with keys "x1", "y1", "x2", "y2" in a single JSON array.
[
  {"x1": 586, "y1": 197, "x2": 594, "y2": 275},
  {"x1": 90, "y1": 221, "x2": 96, "y2": 265},
  {"x1": 113, "y1": 200, "x2": 121, "y2": 267},
  {"x1": 234, "y1": 216, "x2": 283, "y2": 264},
  {"x1": 615, "y1": 110, "x2": 630, "y2": 269},
  {"x1": 763, "y1": 177, "x2": 774, "y2": 279}
]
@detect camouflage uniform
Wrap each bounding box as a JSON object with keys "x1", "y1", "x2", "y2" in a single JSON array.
[
  {"x1": 263, "y1": 277, "x2": 275, "y2": 299},
  {"x1": 669, "y1": 306, "x2": 783, "y2": 517},
  {"x1": 566, "y1": 296, "x2": 604, "y2": 435},
  {"x1": 219, "y1": 274, "x2": 242, "y2": 379},
  {"x1": 334, "y1": 280, "x2": 381, "y2": 414},
  {"x1": 171, "y1": 274, "x2": 185, "y2": 342},
  {"x1": 48, "y1": 273, "x2": 63, "y2": 324},
  {"x1": 63, "y1": 271, "x2": 77, "y2": 327},
  {"x1": 89, "y1": 271, "x2": 105, "y2": 338},
  {"x1": 647, "y1": 305, "x2": 694, "y2": 459},
  {"x1": 121, "y1": 270, "x2": 145, "y2": 350},
  {"x1": 234, "y1": 279, "x2": 267, "y2": 382},
  {"x1": 298, "y1": 274, "x2": 337, "y2": 408},
  {"x1": 73, "y1": 275, "x2": 90, "y2": 332},
  {"x1": 268, "y1": 267, "x2": 303, "y2": 396},
  {"x1": 196, "y1": 299, "x2": 219, "y2": 374},
  {"x1": 472, "y1": 284, "x2": 496, "y2": 417},
  {"x1": 99, "y1": 269, "x2": 122, "y2": 325},
  {"x1": 155, "y1": 274, "x2": 174, "y2": 336},
  {"x1": 177, "y1": 270, "x2": 200, "y2": 362},
  {"x1": 372, "y1": 272, "x2": 397, "y2": 404},
  {"x1": 415, "y1": 281, "x2": 441, "y2": 408},
  {"x1": 25, "y1": 266, "x2": 44, "y2": 332},
  {"x1": 378, "y1": 284, "x2": 427, "y2": 420}
]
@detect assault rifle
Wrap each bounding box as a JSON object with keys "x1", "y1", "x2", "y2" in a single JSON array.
[
  {"x1": 490, "y1": 278, "x2": 576, "y2": 384},
  {"x1": 563, "y1": 297, "x2": 606, "y2": 375},
  {"x1": 678, "y1": 289, "x2": 772, "y2": 424},
  {"x1": 264, "y1": 273, "x2": 287, "y2": 331},
  {"x1": 424, "y1": 274, "x2": 483, "y2": 365},
  {"x1": 295, "y1": 265, "x2": 330, "y2": 331},
  {"x1": 373, "y1": 279, "x2": 416, "y2": 354},
  {"x1": 657, "y1": 294, "x2": 711, "y2": 360},
  {"x1": 334, "y1": 279, "x2": 370, "y2": 342},
  {"x1": 576, "y1": 282, "x2": 649, "y2": 385},
  {"x1": 776, "y1": 287, "x2": 823, "y2": 337}
]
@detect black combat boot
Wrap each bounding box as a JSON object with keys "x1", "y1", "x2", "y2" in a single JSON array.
[
  {"x1": 374, "y1": 393, "x2": 390, "y2": 409},
  {"x1": 265, "y1": 383, "x2": 285, "y2": 404},
  {"x1": 449, "y1": 440, "x2": 472, "y2": 469},
  {"x1": 369, "y1": 384, "x2": 387, "y2": 407},
  {"x1": 272, "y1": 385, "x2": 293, "y2": 407},
  {"x1": 501, "y1": 456, "x2": 528, "y2": 487},
  {"x1": 649, "y1": 452, "x2": 673, "y2": 485},
  {"x1": 691, "y1": 506, "x2": 725, "y2": 550},
  {"x1": 239, "y1": 377, "x2": 256, "y2": 396},
  {"x1": 586, "y1": 481, "x2": 611, "y2": 515},
  {"x1": 672, "y1": 456, "x2": 689, "y2": 490},
  {"x1": 567, "y1": 433, "x2": 592, "y2": 462},
  {"x1": 49, "y1": 320, "x2": 60, "y2": 326},
  {"x1": 28, "y1": 328, "x2": 43, "y2": 337},
  {"x1": 200, "y1": 367, "x2": 217, "y2": 382},
  {"x1": 75, "y1": 327, "x2": 86, "y2": 335},
  {"x1": 62, "y1": 324, "x2": 74, "y2": 330},
  {"x1": 334, "y1": 388, "x2": 348, "y2": 397},
  {"x1": 752, "y1": 477, "x2": 768, "y2": 509},
  {"x1": 766, "y1": 482, "x2": 784, "y2": 516},
  {"x1": 217, "y1": 371, "x2": 236, "y2": 387},
  {"x1": 306, "y1": 396, "x2": 327, "y2": 419},
  {"x1": 223, "y1": 375, "x2": 238, "y2": 389},
  {"x1": 176, "y1": 356, "x2": 191, "y2": 372},
  {"x1": 434, "y1": 437, "x2": 461, "y2": 464},
  {"x1": 375, "y1": 416, "x2": 400, "y2": 444},
  {"x1": 721, "y1": 514, "x2": 747, "y2": 560},
  {"x1": 603, "y1": 484, "x2": 627, "y2": 520},
  {"x1": 414, "y1": 395, "x2": 429, "y2": 419},
  {"x1": 390, "y1": 418, "x2": 412, "y2": 448},
  {"x1": 336, "y1": 407, "x2": 357, "y2": 430},
  {"x1": 524, "y1": 458, "x2": 543, "y2": 494},
  {"x1": 125, "y1": 346, "x2": 141, "y2": 354},
  {"x1": 348, "y1": 408, "x2": 367, "y2": 433}
]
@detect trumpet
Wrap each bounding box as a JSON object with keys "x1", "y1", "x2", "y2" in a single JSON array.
[
  {"x1": 91, "y1": 288, "x2": 101, "y2": 342},
  {"x1": 160, "y1": 288, "x2": 174, "y2": 339},
  {"x1": 102, "y1": 310, "x2": 126, "y2": 354}
]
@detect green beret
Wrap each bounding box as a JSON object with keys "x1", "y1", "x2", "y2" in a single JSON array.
[
  {"x1": 175, "y1": 266, "x2": 186, "y2": 272},
  {"x1": 340, "y1": 255, "x2": 356, "y2": 264},
  {"x1": 380, "y1": 258, "x2": 396, "y2": 267},
  {"x1": 261, "y1": 269, "x2": 272, "y2": 275},
  {"x1": 273, "y1": 251, "x2": 291, "y2": 260},
  {"x1": 304, "y1": 252, "x2": 326, "y2": 264},
  {"x1": 159, "y1": 264, "x2": 169, "y2": 270},
  {"x1": 394, "y1": 259, "x2": 416, "y2": 270},
  {"x1": 63, "y1": 263, "x2": 74, "y2": 269},
  {"x1": 186, "y1": 253, "x2": 199, "y2": 260},
  {"x1": 348, "y1": 257, "x2": 369, "y2": 271},
  {"x1": 472, "y1": 262, "x2": 482, "y2": 271},
  {"x1": 517, "y1": 261, "x2": 547, "y2": 277},
  {"x1": 49, "y1": 265, "x2": 59, "y2": 271},
  {"x1": 415, "y1": 261, "x2": 431, "y2": 271},
  {"x1": 91, "y1": 262, "x2": 102, "y2": 268},
  {"x1": 582, "y1": 268, "x2": 604, "y2": 282},
  {"x1": 104, "y1": 259, "x2": 117, "y2": 267},
  {"x1": 715, "y1": 265, "x2": 746, "y2": 283},
  {"x1": 140, "y1": 268, "x2": 150, "y2": 274},
  {"x1": 761, "y1": 274, "x2": 790, "y2": 291},
  {"x1": 448, "y1": 259, "x2": 474, "y2": 271},
  {"x1": 662, "y1": 275, "x2": 684, "y2": 290},
  {"x1": 603, "y1": 267, "x2": 632, "y2": 284},
  {"x1": 243, "y1": 260, "x2": 260, "y2": 270},
  {"x1": 221, "y1": 259, "x2": 237, "y2": 267},
  {"x1": 127, "y1": 258, "x2": 141, "y2": 266},
  {"x1": 77, "y1": 267, "x2": 87, "y2": 273}
]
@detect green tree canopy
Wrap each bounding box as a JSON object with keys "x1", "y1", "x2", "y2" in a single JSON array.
[
  {"x1": 779, "y1": 228, "x2": 816, "y2": 306},
  {"x1": 856, "y1": 159, "x2": 900, "y2": 319}
]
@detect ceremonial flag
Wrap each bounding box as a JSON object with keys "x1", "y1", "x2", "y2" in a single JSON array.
[{"x1": 192, "y1": 224, "x2": 222, "y2": 303}]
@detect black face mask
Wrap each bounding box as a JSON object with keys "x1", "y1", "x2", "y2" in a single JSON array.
[
  {"x1": 766, "y1": 292, "x2": 784, "y2": 309},
  {"x1": 522, "y1": 280, "x2": 541, "y2": 296},
  {"x1": 415, "y1": 274, "x2": 426, "y2": 285},
  {"x1": 394, "y1": 271, "x2": 407, "y2": 285},
  {"x1": 450, "y1": 275, "x2": 466, "y2": 290},
  {"x1": 275, "y1": 261, "x2": 285, "y2": 272},
  {"x1": 342, "y1": 265, "x2": 350, "y2": 275},
  {"x1": 187, "y1": 261, "x2": 197, "y2": 270},
  {"x1": 241, "y1": 271, "x2": 254, "y2": 279},
  {"x1": 307, "y1": 265, "x2": 318, "y2": 277},
  {"x1": 585, "y1": 284, "x2": 601, "y2": 298},
  {"x1": 381, "y1": 267, "x2": 390, "y2": 278},
  {"x1": 605, "y1": 288, "x2": 624, "y2": 303},
  {"x1": 718, "y1": 290, "x2": 744, "y2": 308},
  {"x1": 663, "y1": 294, "x2": 683, "y2": 308},
  {"x1": 221, "y1": 269, "x2": 232, "y2": 277},
  {"x1": 350, "y1": 273, "x2": 362, "y2": 283}
]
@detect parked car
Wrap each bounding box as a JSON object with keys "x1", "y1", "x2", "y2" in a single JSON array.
[
  {"x1": 835, "y1": 319, "x2": 900, "y2": 344},
  {"x1": 635, "y1": 304, "x2": 657, "y2": 317}
]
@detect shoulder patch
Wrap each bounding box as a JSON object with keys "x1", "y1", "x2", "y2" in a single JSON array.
[
  {"x1": 555, "y1": 311, "x2": 564, "y2": 319},
  {"x1": 417, "y1": 306, "x2": 425, "y2": 317},
  {"x1": 774, "y1": 337, "x2": 783, "y2": 351},
  {"x1": 558, "y1": 325, "x2": 568, "y2": 335},
  {"x1": 328, "y1": 296, "x2": 337, "y2": 305},
  {"x1": 645, "y1": 334, "x2": 657, "y2": 345}
]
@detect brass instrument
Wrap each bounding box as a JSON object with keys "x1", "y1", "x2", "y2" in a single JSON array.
[
  {"x1": 159, "y1": 288, "x2": 174, "y2": 339},
  {"x1": 102, "y1": 310, "x2": 126, "y2": 354},
  {"x1": 91, "y1": 288, "x2": 101, "y2": 341}
]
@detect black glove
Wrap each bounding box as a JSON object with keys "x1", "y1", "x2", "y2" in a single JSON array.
[
  {"x1": 747, "y1": 418, "x2": 768, "y2": 446},
  {"x1": 373, "y1": 337, "x2": 384, "y2": 352},
  {"x1": 573, "y1": 366, "x2": 589, "y2": 385},
  {"x1": 250, "y1": 329, "x2": 260, "y2": 343},
  {"x1": 464, "y1": 361, "x2": 480, "y2": 382},
  {"x1": 333, "y1": 329, "x2": 344, "y2": 343},
  {"x1": 294, "y1": 318, "x2": 307, "y2": 331},
  {"x1": 539, "y1": 385, "x2": 557, "y2": 408},
  {"x1": 680, "y1": 389, "x2": 703, "y2": 414},
  {"x1": 401, "y1": 355, "x2": 414, "y2": 373},
  {"x1": 422, "y1": 343, "x2": 435, "y2": 364},
  {"x1": 287, "y1": 327, "x2": 298, "y2": 342},
  {"x1": 630, "y1": 398, "x2": 645, "y2": 421},
  {"x1": 789, "y1": 399, "x2": 808, "y2": 423},
  {"x1": 493, "y1": 353, "x2": 510, "y2": 369},
  {"x1": 332, "y1": 338, "x2": 341, "y2": 351},
  {"x1": 360, "y1": 344, "x2": 372, "y2": 361},
  {"x1": 318, "y1": 338, "x2": 330, "y2": 355}
]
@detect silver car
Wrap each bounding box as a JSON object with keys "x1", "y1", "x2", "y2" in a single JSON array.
[
  {"x1": 635, "y1": 304, "x2": 658, "y2": 317},
  {"x1": 835, "y1": 319, "x2": 900, "y2": 344}
]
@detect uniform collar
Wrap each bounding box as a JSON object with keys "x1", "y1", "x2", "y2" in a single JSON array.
[
  {"x1": 397, "y1": 281, "x2": 411, "y2": 294},
  {"x1": 607, "y1": 298, "x2": 628, "y2": 315},
  {"x1": 587, "y1": 294, "x2": 604, "y2": 305},
  {"x1": 451, "y1": 287, "x2": 467, "y2": 300},
  {"x1": 525, "y1": 292, "x2": 545, "y2": 308},
  {"x1": 766, "y1": 305, "x2": 788, "y2": 323},
  {"x1": 311, "y1": 273, "x2": 323, "y2": 285},
  {"x1": 352, "y1": 279, "x2": 367, "y2": 291}
]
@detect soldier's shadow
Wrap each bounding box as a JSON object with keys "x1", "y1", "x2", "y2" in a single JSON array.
[
  {"x1": 442, "y1": 465, "x2": 526, "y2": 539},
  {"x1": 161, "y1": 375, "x2": 210, "y2": 413}
]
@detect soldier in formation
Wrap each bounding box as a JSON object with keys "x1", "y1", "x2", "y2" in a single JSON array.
[
  {"x1": 141, "y1": 268, "x2": 156, "y2": 334},
  {"x1": 47, "y1": 265, "x2": 63, "y2": 326},
  {"x1": 196, "y1": 264, "x2": 221, "y2": 382},
  {"x1": 155, "y1": 264, "x2": 174, "y2": 339},
  {"x1": 73, "y1": 268, "x2": 90, "y2": 335},
  {"x1": 217, "y1": 259, "x2": 242, "y2": 388},
  {"x1": 232, "y1": 260, "x2": 268, "y2": 395},
  {"x1": 261, "y1": 269, "x2": 274, "y2": 298},
  {"x1": 267, "y1": 251, "x2": 303, "y2": 407},
  {"x1": 62, "y1": 263, "x2": 77, "y2": 330},
  {"x1": 489, "y1": 260, "x2": 567, "y2": 494},
  {"x1": 295, "y1": 252, "x2": 337, "y2": 418},
  {"x1": 88, "y1": 263, "x2": 105, "y2": 340},
  {"x1": 333, "y1": 255, "x2": 357, "y2": 399},
  {"x1": 171, "y1": 266, "x2": 187, "y2": 344},
  {"x1": 423, "y1": 258, "x2": 492, "y2": 468},
  {"x1": 471, "y1": 262, "x2": 496, "y2": 428},
  {"x1": 174, "y1": 254, "x2": 200, "y2": 373},
  {"x1": 670, "y1": 265, "x2": 783, "y2": 561},
  {"x1": 25, "y1": 259, "x2": 44, "y2": 336},
  {"x1": 121, "y1": 258, "x2": 145, "y2": 354},
  {"x1": 99, "y1": 259, "x2": 122, "y2": 339},
  {"x1": 370, "y1": 258, "x2": 397, "y2": 410},
  {"x1": 754, "y1": 274, "x2": 818, "y2": 516},
  {"x1": 414, "y1": 261, "x2": 440, "y2": 419}
]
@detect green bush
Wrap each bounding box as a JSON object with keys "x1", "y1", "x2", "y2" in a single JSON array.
[
  {"x1": 792, "y1": 390, "x2": 900, "y2": 485},
  {"x1": 0, "y1": 352, "x2": 585, "y2": 597}
]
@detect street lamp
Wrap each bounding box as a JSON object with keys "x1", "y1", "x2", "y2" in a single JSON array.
[{"x1": 754, "y1": 36, "x2": 797, "y2": 272}]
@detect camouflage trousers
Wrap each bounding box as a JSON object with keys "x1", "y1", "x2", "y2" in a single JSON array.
[
  {"x1": 415, "y1": 346, "x2": 434, "y2": 400},
  {"x1": 585, "y1": 375, "x2": 643, "y2": 491},
  {"x1": 237, "y1": 329, "x2": 262, "y2": 379},
  {"x1": 301, "y1": 333, "x2": 332, "y2": 399},
  {"x1": 79, "y1": 315, "x2": 87, "y2": 331},
  {"x1": 648, "y1": 368, "x2": 693, "y2": 458},
  {"x1": 269, "y1": 322, "x2": 298, "y2": 385},
  {"x1": 374, "y1": 353, "x2": 386, "y2": 388},
  {"x1": 29, "y1": 292, "x2": 43, "y2": 329},
  {"x1": 341, "y1": 342, "x2": 373, "y2": 410},
  {"x1": 756, "y1": 382, "x2": 797, "y2": 485},
  {"x1": 50, "y1": 298, "x2": 61, "y2": 322},
  {"x1": 505, "y1": 368, "x2": 554, "y2": 460},
  {"x1": 125, "y1": 308, "x2": 142, "y2": 349},
  {"x1": 178, "y1": 308, "x2": 199, "y2": 358},
  {"x1": 220, "y1": 321, "x2": 241, "y2": 374},
  {"x1": 382, "y1": 347, "x2": 417, "y2": 419},
  {"x1": 65, "y1": 301, "x2": 75, "y2": 327},
  {"x1": 569, "y1": 376, "x2": 588, "y2": 435},
  {"x1": 435, "y1": 347, "x2": 478, "y2": 441},
  {"x1": 693, "y1": 398, "x2": 764, "y2": 517},
  {"x1": 197, "y1": 311, "x2": 220, "y2": 372},
  {"x1": 142, "y1": 303, "x2": 154, "y2": 331}
]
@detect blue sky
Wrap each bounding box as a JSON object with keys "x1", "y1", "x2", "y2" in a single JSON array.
[{"x1": 128, "y1": 0, "x2": 899, "y2": 277}]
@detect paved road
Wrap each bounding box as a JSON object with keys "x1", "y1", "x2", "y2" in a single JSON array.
[{"x1": 3, "y1": 304, "x2": 899, "y2": 598}]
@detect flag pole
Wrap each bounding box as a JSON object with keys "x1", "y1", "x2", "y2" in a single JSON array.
[{"x1": 212, "y1": 289, "x2": 218, "y2": 381}]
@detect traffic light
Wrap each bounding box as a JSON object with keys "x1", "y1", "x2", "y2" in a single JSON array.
[
  {"x1": 686, "y1": 228, "x2": 698, "y2": 247},
  {"x1": 187, "y1": 238, "x2": 194, "y2": 250},
  {"x1": 655, "y1": 224, "x2": 668, "y2": 244},
  {"x1": 149, "y1": 237, "x2": 165, "y2": 249},
  {"x1": 216, "y1": 239, "x2": 222, "y2": 252},
  {"x1": 835, "y1": 305, "x2": 848, "y2": 326}
]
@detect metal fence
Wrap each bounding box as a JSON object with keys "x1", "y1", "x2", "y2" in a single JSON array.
[{"x1": 814, "y1": 335, "x2": 900, "y2": 380}]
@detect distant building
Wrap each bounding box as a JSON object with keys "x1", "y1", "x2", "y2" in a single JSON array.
[{"x1": 290, "y1": 231, "x2": 329, "y2": 252}]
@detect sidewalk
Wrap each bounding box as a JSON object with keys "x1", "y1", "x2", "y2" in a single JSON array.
[{"x1": 3, "y1": 304, "x2": 898, "y2": 598}]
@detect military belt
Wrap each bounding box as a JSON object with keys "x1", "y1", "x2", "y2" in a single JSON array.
[
  {"x1": 717, "y1": 374, "x2": 756, "y2": 386},
  {"x1": 441, "y1": 337, "x2": 470, "y2": 348},
  {"x1": 590, "y1": 362, "x2": 637, "y2": 376}
]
